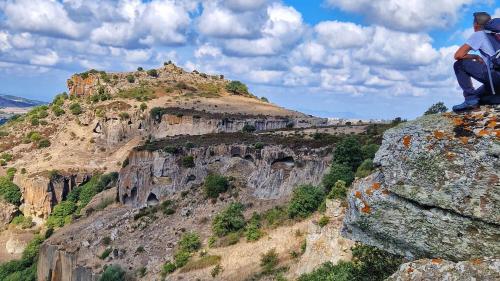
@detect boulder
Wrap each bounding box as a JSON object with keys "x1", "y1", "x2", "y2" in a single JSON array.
[
  {"x1": 386, "y1": 257, "x2": 500, "y2": 281},
  {"x1": 0, "y1": 200, "x2": 17, "y2": 228},
  {"x1": 342, "y1": 106, "x2": 500, "y2": 261}
]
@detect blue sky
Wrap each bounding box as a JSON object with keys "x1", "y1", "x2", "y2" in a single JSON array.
[{"x1": 0, "y1": 0, "x2": 499, "y2": 119}]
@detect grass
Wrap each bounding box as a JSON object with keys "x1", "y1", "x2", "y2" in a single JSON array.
[
  {"x1": 118, "y1": 86, "x2": 156, "y2": 101},
  {"x1": 179, "y1": 255, "x2": 221, "y2": 273}
]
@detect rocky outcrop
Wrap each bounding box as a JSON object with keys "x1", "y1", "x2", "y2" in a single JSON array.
[
  {"x1": 14, "y1": 172, "x2": 91, "y2": 219},
  {"x1": 119, "y1": 134, "x2": 333, "y2": 207},
  {"x1": 342, "y1": 107, "x2": 500, "y2": 261},
  {"x1": 0, "y1": 201, "x2": 17, "y2": 228},
  {"x1": 386, "y1": 257, "x2": 500, "y2": 281}
]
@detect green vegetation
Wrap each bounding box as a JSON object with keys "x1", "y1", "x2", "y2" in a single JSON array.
[
  {"x1": 99, "y1": 265, "x2": 125, "y2": 281},
  {"x1": 47, "y1": 173, "x2": 118, "y2": 228},
  {"x1": 11, "y1": 215, "x2": 33, "y2": 229},
  {"x1": 162, "y1": 231, "x2": 202, "y2": 276},
  {"x1": 38, "y1": 139, "x2": 51, "y2": 148},
  {"x1": 0, "y1": 177, "x2": 22, "y2": 205},
  {"x1": 242, "y1": 124, "x2": 256, "y2": 133},
  {"x1": 0, "y1": 234, "x2": 44, "y2": 281},
  {"x1": 355, "y1": 159, "x2": 374, "y2": 178},
  {"x1": 1, "y1": 153, "x2": 12, "y2": 162},
  {"x1": 327, "y1": 180, "x2": 348, "y2": 200},
  {"x1": 180, "y1": 255, "x2": 221, "y2": 273},
  {"x1": 137, "y1": 67, "x2": 144, "y2": 71},
  {"x1": 69, "y1": 102, "x2": 82, "y2": 115},
  {"x1": 211, "y1": 264, "x2": 223, "y2": 278},
  {"x1": 52, "y1": 92, "x2": 68, "y2": 106},
  {"x1": 254, "y1": 142, "x2": 264, "y2": 149},
  {"x1": 90, "y1": 86, "x2": 112, "y2": 103},
  {"x1": 204, "y1": 174, "x2": 229, "y2": 199},
  {"x1": 226, "y1": 81, "x2": 249, "y2": 95},
  {"x1": 245, "y1": 213, "x2": 263, "y2": 242},
  {"x1": 118, "y1": 112, "x2": 130, "y2": 120},
  {"x1": 333, "y1": 137, "x2": 363, "y2": 171},
  {"x1": 262, "y1": 206, "x2": 287, "y2": 228},
  {"x1": 140, "y1": 102, "x2": 147, "y2": 111},
  {"x1": 260, "y1": 97, "x2": 269, "y2": 102},
  {"x1": 51, "y1": 105, "x2": 65, "y2": 116},
  {"x1": 178, "y1": 232, "x2": 201, "y2": 253},
  {"x1": 260, "y1": 248, "x2": 279, "y2": 274},
  {"x1": 181, "y1": 156, "x2": 195, "y2": 168},
  {"x1": 297, "y1": 244, "x2": 403, "y2": 281},
  {"x1": 118, "y1": 86, "x2": 155, "y2": 101},
  {"x1": 6, "y1": 168, "x2": 16, "y2": 181},
  {"x1": 147, "y1": 69, "x2": 158, "y2": 77},
  {"x1": 287, "y1": 185, "x2": 325, "y2": 219},
  {"x1": 361, "y1": 144, "x2": 380, "y2": 160},
  {"x1": 99, "y1": 248, "x2": 112, "y2": 259},
  {"x1": 212, "y1": 202, "x2": 246, "y2": 237},
  {"x1": 322, "y1": 163, "x2": 354, "y2": 191},
  {"x1": 424, "y1": 102, "x2": 448, "y2": 115},
  {"x1": 318, "y1": 216, "x2": 330, "y2": 227},
  {"x1": 126, "y1": 74, "x2": 135, "y2": 83}
]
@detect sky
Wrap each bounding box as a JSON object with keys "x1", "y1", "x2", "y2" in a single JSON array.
[{"x1": 0, "y1": 0, "x2": 499, "y2": 119}]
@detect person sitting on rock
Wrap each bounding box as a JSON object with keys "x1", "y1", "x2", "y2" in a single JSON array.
[{"x1": 453, "y1": 12, "x2": 500, "y2": 112}]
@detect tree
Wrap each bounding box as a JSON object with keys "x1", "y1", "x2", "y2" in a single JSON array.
[
  {"x1": 204, "y1": 174, "x2": 229, "y2": 198},
  {"x1": 99, "y1": 265, "x2": 125, "y2": 281},
  {"x1": 287, "y1": 185, "x2": 325, "y2": 219},
  {"x1": 333, "y1": 137, "x2": 363, "y2": 171},
  {"x1": 327, "y1": 180, "x2": 348, "y2": 200},
  {"x1": 69, "y1": 103, "x2": 82, "y2": 115},
  {"x1": 212, "y1": 202, "x2": 246, "y2": 236},
  {"x1": 147, "y1": 69, "x2": 158, "y2": 77},
  {"x1": 424, "y1": 102, "x2": 448, "y2": 115},
  {"x1": 226, "y1": 81, "x2": 249, "y2": 95},
  {"x1": 322, "y1": 163, "x2": 354, "y2": 190}
]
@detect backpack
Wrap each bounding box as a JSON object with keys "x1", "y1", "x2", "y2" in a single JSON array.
[{"x1": 480, "y1": 18, "x2": 500, "y2": 95}]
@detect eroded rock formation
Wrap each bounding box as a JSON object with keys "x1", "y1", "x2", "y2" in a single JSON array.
[{"x1": 342, "y1": 106, "x2": 500, "y2": 261}]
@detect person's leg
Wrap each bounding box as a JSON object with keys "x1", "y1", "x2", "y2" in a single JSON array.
[{"x1": 453, "y1": 59, "x2": 489, "y2": 101}]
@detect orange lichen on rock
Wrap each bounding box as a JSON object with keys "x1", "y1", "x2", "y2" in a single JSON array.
[
  {"x1": 487, "y1": 120, "x2": 497, "y2": 128},
  {"x1": 406, "y1": 267, "x2": 414, "y2": 273},
  {"x1": 372, "y1": 182, "x2": 381, "y2": 190},
  {"x1": 471, "y1": 258, "x2": 483, "y2": 265},
  {"x1": 361, "y1": 202, "x2": 371, "y2": 214},
  {"x1": 433, "y1": 131, "x2": 445, "y2": 139},
  {"x1": 452, "y1": 118, "x2": 464, "y2": 126},
  {"x1": 459, "y1": 137, "x2": 469, "y2": 145},
  {"x1": 365, "y1": 188, "x2": 373, "y2": 196},
  {"x1": 446, "y1": 152, "x2": 456, "y2": 160},
  {"x1": 355, "y1": 191, "x2": 362, "y2": 199},
  {"x1": 402, "y1": 135, "x2": 411, "y2": 148},
  {"x1": 381, "y1": 189, "x2": 390, "y2": 196},
  {"x1": 477, "y1": 129, "x2": 490, "y2": 137},
  {"x1": 431, "y1": 258, "x2": 443, "y2": 264}
]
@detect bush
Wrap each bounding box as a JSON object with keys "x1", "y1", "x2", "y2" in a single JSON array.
[
  {"x1": 46, "y1": 201, "x2": 76, "y2": 228},
  {"x1": 99, "y1": 248, "x2": 112, "y2": 259},
  {"x1": 99, "y1": 265, "x2": 125, "y2": 281},
  {"x1": 30, "y1": 117, "x2": 39, "y2": 126},
  {"x1": 318, "y1": 216, "x2": 330, "y2": 227},
  {"x1": 260, "y1": 248, "x2": 279, "y2": 273},
  {"x1": 287, "y1": 185, "x2": 325, "y2": 219},
  {"x1": 126, "y1": 74, "x2": 135, "y2": 83},
  {"x1": 327, "y1": 180, "x2": 348, "y2": 200},
  {"x1": 242, "y1": 124, "x2": 256, "y2": 133},
  {"x1": 180, "y1": 255, "x2": 221, "y2": 273},
  {"x1": 174, "y1": 249, "x2": 191, "y2": 268},
  {"x1": 0, "y1": 177, "x2": 22, "y2": 205},
  {"x1": 52, "y1": 105, "x2": 65, "y2": 117},
  {"x1": 245, "y1": 215, "x2": 263, "y2": 242},
  {"x1": 52, "y1": 92, "x2": 68, "y2": 106},
  {"x1": 137, "y1": 67, "x2": 143, "y2": 71},
  {"x1": 424, "y1": 102, "x2": 448, "y2": 115},
  {"x1": 322, "y1": 163, "x2": 354, "y2": 190},
  {"x1": 355, "y1": 159, "x2": 374, "y2": 178},
  {"x1": 211, "y1": 264, "x2": 222, "y2": 278},
  {"x1": 140, "y1": 103, "x2": 147, "y2": 111},
  {"x1": 333, "y1": 137, "x2": 363, "y2": 171},
  {"x1": 260, "y1": 97, "x2": 269, "y2": 102},
  {"x1": 361, "y1": 144, "x2": 380, "y2": 160},
  {"x1": 0, "y1": 234, "x2": 44, "y2": 281},
  {"x1": 162, "y1": 262, "x2": 176, "y2": 276},
  {"x1": 179, "y1": 232, "x2": 201, "y2": 253},
  {"x1": 181, "y1": 156, "x2": 195, "y2": 168},
  {"x1": 6, "y1": 168, "x2": 16, "y2": 181},
  {"x1": 254, "y1": 142, "x2": 264, "y2": 149},
  {"x1": 204, "y1": 174, "x2": 229, "y2": 198},
  {"x1": 263, "y1": 206, "x2": 287, "y2": 228},
  {"x1": 38, "y1": 139, "x2": 51, "y2": 148},
  {"x1": 1, "y1": 153, "x2": 12, "y2": 162},
  {"x1": 118, "y1": 86, "x2": 155, "y2": 101},
  {"x1": 69, "y1": 103, "x2": 82, "y2": 115},
  {"x1": 147, "y1": 69, "x2": 158, "y2": 77},
  {"x1": 160, "y1": 200, "x2": 175, "y2": 215},
  {"x1": 118, "y1": 112, "x2": 130, "y2": 120},
  {"x1": 212, "y1": 202, "x2": 246, "y2": 237},
  {"x1": 226, "y1": 81, "x2": 249, "y2": 95},
  {"x1": 11, "y1": 215, "x2": 33, "y2": 229}
]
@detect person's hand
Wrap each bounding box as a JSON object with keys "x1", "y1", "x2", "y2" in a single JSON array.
[{"x1": 474, "y1": 55, "x2": 484, "y2": 64}]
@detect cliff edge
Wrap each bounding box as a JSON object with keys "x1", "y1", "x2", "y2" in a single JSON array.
[{"x1": 342, "y1": 106, "x2": 500, "y2": 261}]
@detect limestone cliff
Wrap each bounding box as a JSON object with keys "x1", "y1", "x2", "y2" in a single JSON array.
[
  {"x1": 118, "y1": 133, "x2": 334, "y2": 207},
  {"x1": 342, "y1": 106, "x2": 500, "y2": 261}
]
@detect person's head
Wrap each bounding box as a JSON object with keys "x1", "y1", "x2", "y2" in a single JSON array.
[{"x1": 473, "y1": 12, "x2": 491, "y2": 31}]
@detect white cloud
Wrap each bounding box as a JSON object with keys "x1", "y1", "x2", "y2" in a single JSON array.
[
  {"x1": 225, "y1": 0, "x2": 269, "y2": 11},
  {"x1": 325, "y1": 0, "x2": 474, "y2": 32},
  {"x1": 0, "y1": 32, "x2": 12, "y2": 52},
  {"x1": 30, "y1": 50, "x2": 59, "y2": 66},
  {"x1": 314, "y1": 21, "x2": 371, "y2": 49},
  {"x1": 3, "y1": 0, "x2": 83, "y2": 38},
  {"x1": 195, "y1": 44, "x2": 222, "y2": 58},
  {"x1": 197, "y1": 4, "x2": 254, "y2": 38}
]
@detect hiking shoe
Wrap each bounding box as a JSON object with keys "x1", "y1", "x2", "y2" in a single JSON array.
[{"x1": 452, "y1": 100, "x2": 479, "y2": 112}]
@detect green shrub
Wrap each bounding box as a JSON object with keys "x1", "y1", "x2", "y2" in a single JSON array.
[
  {"x1": 245, "y1": 216, "x2": 263, "y2": 242},
  {"x1": 0, "y1": 177, "x2": 21, "y2": 205},
  {"x1": 28, "y1": 132, "x2": 41, "y2": 142},
  {"x1": 52, "y1": 105, "x2": 65, "y2": 117},
  {"x1": 318, "y1": 216, "x2": 330, "y2": 227},
  {"x1": 260, "y1": 97, "x2": 269, "y2": 102},
  {"x1": 30, "y1": 117, "x2": 39, "y2": 126},
  {"x1": 322, "y1": 163, "x2": 354, "y2": 190},
  {"x1": 217, "y1": 232, "x2": 240, "y2": 247},
  {"x1": 160, "y1": 200, "x2": 175, "y2": 215},
  {"x1": 102, "y1": 236, "x2": 111, "y2": 246},
  {"x1": 99, "y1": 265, "x2": 125, "y2": 281},
  {"x1": 361, "y1": 144, "x2": 380, "y2": 160},
  {"x1": 11, "y1": 215, "x2": 33, "y2": 229},
  {"x1": 424, "y1": 102, "x2": 448, "y2": 115},
  {"x1": 137, "y1": 67, "x2": 143, "y2": 71},
  {"x1": 0, "y1": 234, "x2": 44, "y2": 281},
  {"x1": 211, "y1": 264, "x2": 222, "y2": 278},
  {"x1": 174, "y1": 249, "x2": 191, "y2": 268},
  {"x1": 212, "y1": 202, "x2": 246, "y2": 237},
  {"x1": 147, "y1": 69, "x2": 158, "y2": 77},
  {"x1": 242, "y1": 124, "x2": 256, "y2": 133},
  {"x1": 260, "y1": 248, "x2": 279, "y2": 273},
  {"x1": 119, "y1": 112, "x2": 130, "y2": 120},
  {"x1": 99, "y1": 248, "x2": 112, "y2": 259},
  {"x1": 118, "y1": 86, "x2": 155, "y2": 101},
  {"x1": 140, "y1": 103, "x2": 147, "y2": 111},
  {"x1": 162, "y1": 262, "x2": 176, "y2": 276},
  {"x1": 263, "y1": 206, "x2": 287, "y2": 228},
  {"x1": 226, "y1": 81, "x2": 249, "y2": 95},
  {"x1": 0, "y1": 131, "x2": 8, "y2": 137},
  {"x1": 298, "y1": 261, "x2": 356, "y2": 281},
  {"x1": 333, "y1": 137, "x2": 363, "y2": 171},
  {"x1": 181, "y1": 156, "x2": 195, "y2": 168},
  {"x1": 287, "y1": 185, "x2": 325, "y2": 219},
  {"x1": 126, "y1": 74, "x2": 135, "y2": 83},
  {"x1": 6, "y1": 168, "x2": 16, "y2": 181},
  {"x1": 1, "y1": 153, "x2": 12, "y2": 162},
  {"x1": 179, "y1": 232, "x2": 201, "y2": 252},
  {"x1": 163, "y1": 145, "x2": 179, "y2": 154},
  {"x1": 204, "y1": 174, "x2": 229, "y2": 198},
  {"x1": 69, "y1": 103, "x2": 82, "y2": 115},
  {"x1": 327, "y1": 180, "x2": 348, "y2": 200},
  {"x1": 38, "y1": 139, "x2": 51, "y2": 148},
  {"x1": 46, "y1": 201, "x2": 76, "y2": 228},
  {"x1": 254, "y1": 142, "x2": 264, "y2": 149},
  {"x1": 355, "y1": 159, "x2": 374, "y2": 178},
  {"x1": 52, "y1": 92, "x2": 68, "y2": 106}
]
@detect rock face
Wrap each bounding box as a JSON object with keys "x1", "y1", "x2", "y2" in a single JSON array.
[
  {"x1": 0, "y1": 201, "x2": 17, "y2": 228},
  {"x1": 119, "y1": 136, "x2": 333, "y2": 207},
  {"x1": 342, "y1": 107, "x2": 500, "y2": 261},
  {"x1": 14, "y1": 173, "x2": 91, "y2": 219},
  {"x1": 386, "y1": 257, "x2": 500, "y2": 281}
]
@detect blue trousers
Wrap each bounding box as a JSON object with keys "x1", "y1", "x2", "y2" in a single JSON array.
[{"x1": 454, "y1": 59, "x2": 500, "y2": 101}]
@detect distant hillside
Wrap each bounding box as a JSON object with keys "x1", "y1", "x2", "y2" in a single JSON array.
[{"x1": 0, "y1": 94, "x2": 46, "y2": 108}]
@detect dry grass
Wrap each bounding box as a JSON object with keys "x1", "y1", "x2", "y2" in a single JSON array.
[{"x1": 180, "y1": 255, "x2": 221, "y2": 273}]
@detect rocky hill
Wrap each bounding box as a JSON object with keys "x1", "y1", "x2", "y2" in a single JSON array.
[{"x1": 0, "y1": 94, "x2": 45, "y2": 108}]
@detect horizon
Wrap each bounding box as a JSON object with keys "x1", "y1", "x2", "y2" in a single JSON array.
[{"x1": 0, "y1": 0, "x2": 499, "y2": 119}]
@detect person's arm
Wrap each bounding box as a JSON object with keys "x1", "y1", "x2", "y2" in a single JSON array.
[{"x1": 454, "y1": 44, "x2": 483, "y2": 62}]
